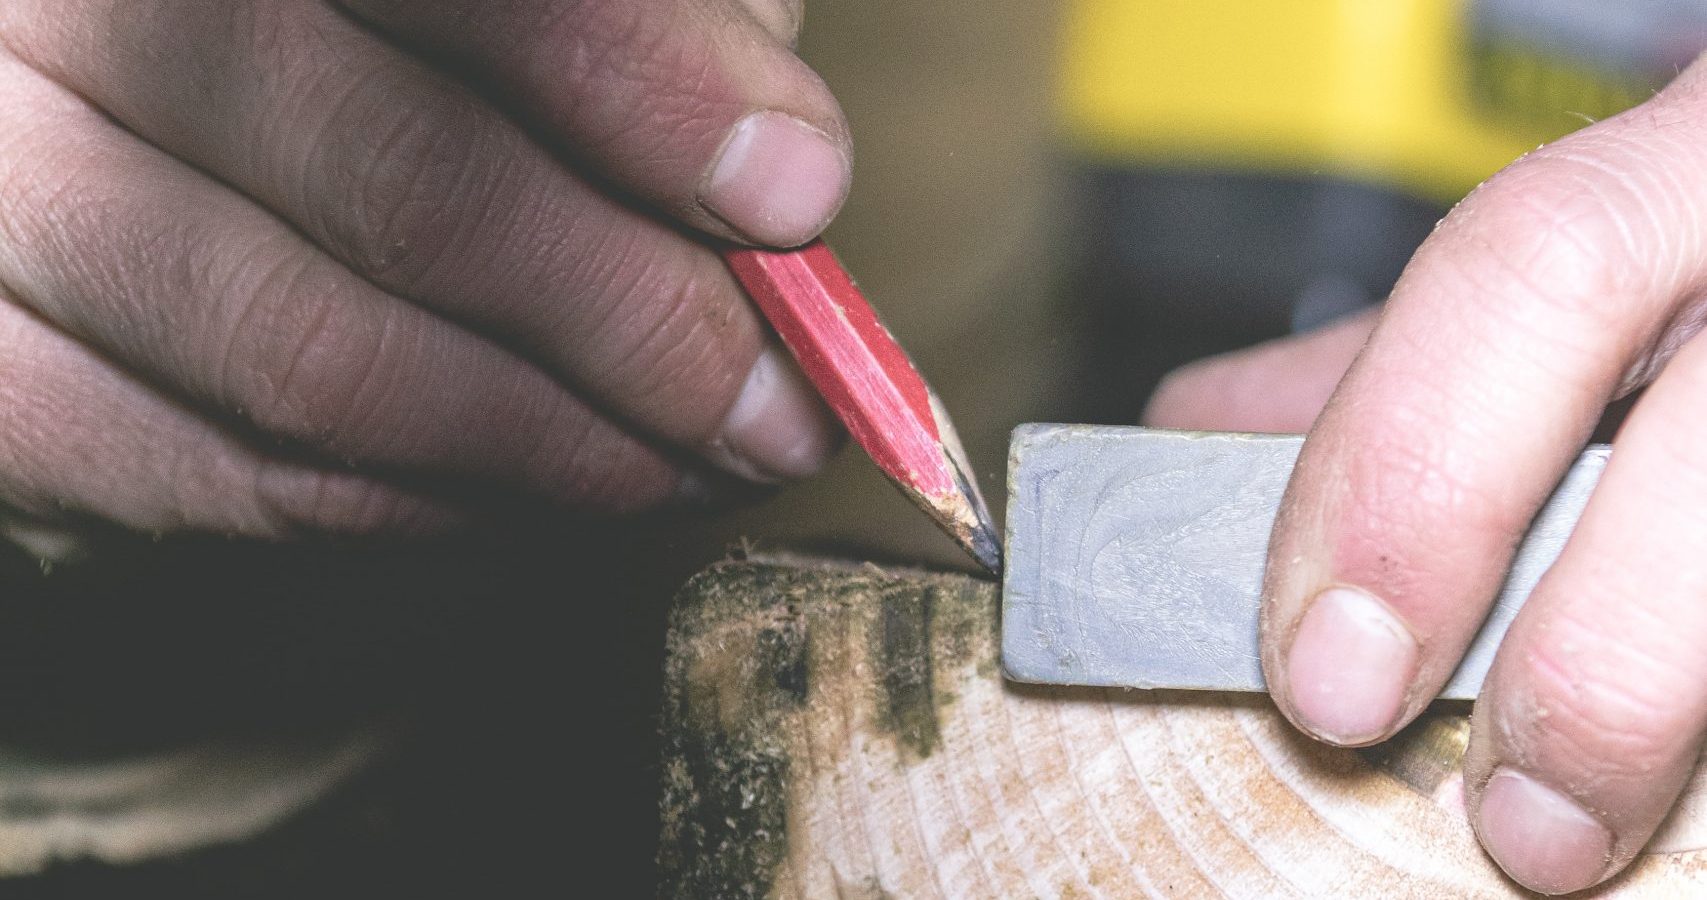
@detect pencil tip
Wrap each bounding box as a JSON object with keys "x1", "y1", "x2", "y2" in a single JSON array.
[
  {"x1": 946, "y1": 451, "x2": 1003, "y2": 575},
  {"x1": 966, "y1": 516, "x2": 1004, "y2": 575}
]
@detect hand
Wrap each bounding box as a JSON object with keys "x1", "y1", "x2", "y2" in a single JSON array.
[
  {"x1": 1150, "y1": 54, "x2": 1707, "y2": 894},
  {"x1": 0, "y1": 0, "x2": 844, "y2": 541}
]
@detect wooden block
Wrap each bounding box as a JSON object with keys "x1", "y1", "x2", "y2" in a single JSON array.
[
  {"x1": 1001, "y1": 425, "x2": 1609, "y2": 697},
  {"x1": 658, "y1": 557, "x2": 1707, "y2": 897}
]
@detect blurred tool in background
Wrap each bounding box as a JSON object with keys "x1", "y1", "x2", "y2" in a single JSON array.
[{"x1": 1058, "y1": 0, "x2": 1707, "y2": 414}]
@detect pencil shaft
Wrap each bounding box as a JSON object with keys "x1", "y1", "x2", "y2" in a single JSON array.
[{"x1": 723, "y1": 241, "x2": 999, "y2": 571}]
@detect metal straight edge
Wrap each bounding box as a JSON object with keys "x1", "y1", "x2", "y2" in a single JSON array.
[{"x1": 999, "y1": 425, "x2": 1609, "y2": 698}]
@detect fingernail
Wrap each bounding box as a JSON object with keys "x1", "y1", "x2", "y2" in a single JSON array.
[
  {"x1": 1478, "y1": 768, "x2": 1612, "y2": 895},
  {"x1": 701, "y1": 111, "x2": 850, "y2": 247},
  {"x1": 1283, "y1": 586, "x2": 1417, "y2": 744},
  {"x1": 705, "y1": 345, "x2": 840, "y2": 482}
]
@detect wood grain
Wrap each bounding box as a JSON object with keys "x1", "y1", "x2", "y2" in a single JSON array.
[{"x1": 660, "y1": 558, "x2": 1707, "y2": 898}]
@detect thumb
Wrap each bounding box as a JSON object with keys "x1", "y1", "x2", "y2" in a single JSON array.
[
  {"x1": 1142, "y1": 307, "x2": 1380, "y2": 433},
  {"x1": 337, "y1": 0, "x2": 849, "y2": 247}
]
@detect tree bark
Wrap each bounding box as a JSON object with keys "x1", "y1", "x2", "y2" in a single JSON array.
[{"x1": 660, "y1": 556, "x2": 1707, "y2": 898}]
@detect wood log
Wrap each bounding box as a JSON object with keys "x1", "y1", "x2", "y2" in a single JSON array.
[{"x1": 659, "y1": 557, "x2": 1707, "y2": 898}]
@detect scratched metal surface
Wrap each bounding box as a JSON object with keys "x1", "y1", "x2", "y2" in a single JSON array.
[{"x1": 1001, "y1": 425, "x2": 1609, "y2": 698}]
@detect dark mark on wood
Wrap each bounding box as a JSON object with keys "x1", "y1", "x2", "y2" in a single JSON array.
[
  {"x1": 878, "y1": 584, "x2": 939, "y2": 759},
  {"x1": 658, "y1": 563, "x2": 797, "y2": 899},
  {"x1": 759, "y1": 624, "x2": 809, "y2": 706},
  {"x1": 659, "y1": 556, "x2": 994, "y2": 893}
]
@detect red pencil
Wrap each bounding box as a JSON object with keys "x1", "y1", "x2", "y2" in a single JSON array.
[{"x1": 723, "y1": 240, "x2": 1002, "y2": 574}]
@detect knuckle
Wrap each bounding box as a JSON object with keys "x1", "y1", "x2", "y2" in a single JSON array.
[
  {"x1": 1516, "y1": 611, "x2": 1701, "y2": 776},
  {"x1": 309, "y1": 75, "x2": 505, "y2": 286},
  {"x1": 597, "y1": 269, "x2": 751, "y2": 438},
  {"x1": 226, "y1": 260, "x2": 395, "y2": 450},
  {"x1": 549, "y1": 0, "x2": 737, "y2": 164},
  {"x1": 1451, "y1": 143, "x2": 1666, "y2": 329}
]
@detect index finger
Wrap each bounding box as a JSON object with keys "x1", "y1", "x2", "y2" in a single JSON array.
[
  {"x1": 1261, "y1": 60, "x2": 1707, "y2": 747},
  {"x1": 336, "y1": 0, "x2": 851, "y2": 247}
]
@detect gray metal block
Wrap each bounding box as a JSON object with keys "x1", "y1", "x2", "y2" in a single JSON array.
[{"x1": 1000, "y1": 425, "x2": 1608, "y2": 698}]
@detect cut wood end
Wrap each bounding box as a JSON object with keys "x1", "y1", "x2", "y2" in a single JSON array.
[{"x1": 660, "y1": 558, "x2": 1707, "y2": 898}]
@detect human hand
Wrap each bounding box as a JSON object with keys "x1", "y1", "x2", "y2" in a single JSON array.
[
  {"x1": 1146, "y1": 56, "x2": 1707, "y2": 894},
  {"x1": 0, "y1": 0, "x2": 845, "y2": 541}
]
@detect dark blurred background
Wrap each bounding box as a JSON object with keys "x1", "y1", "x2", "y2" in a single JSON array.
[{"x1": 3, "y1": 0, "x2": 1702, "y2": 895}]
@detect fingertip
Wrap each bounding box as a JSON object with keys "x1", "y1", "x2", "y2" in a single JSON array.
[
  {"x1": 1140, "y1": 307, "x2": 1379, "y2": 434},
  {"x1": 700, "y1": 110, "x2": 851, "y2": 248},
  {"x1": 1475, "y1": 768, "x2": 1613, "y2": 895},
  {"x1": 1276, "y1": 585, "x2": 1420, "y2": 746},
  {"x1": 702, "y1": 343, "x2": 843, "y2": 482}
]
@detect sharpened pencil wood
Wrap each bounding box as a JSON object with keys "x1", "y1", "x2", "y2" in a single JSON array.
[{"x1": 723, "y1": 241, "x2": 999, "y2": 572}]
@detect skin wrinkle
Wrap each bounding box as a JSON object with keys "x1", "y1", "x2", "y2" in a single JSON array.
[
  {"x1": 350, "y1": 91, "x2": 492, "y2": 281},
  {"x1": 1622, "y1": 284, "x2": 1707, "y2": 395},
  {"x1": 567, "y1": 228, "x2": 675, "y2": 344},
  {"x1": 214, "y1": 240, "x2": 327, "y2": 397},
  {"x1": 0, "y1": 146, "x2": 332, "y2": 536},
  {"x1": 1489, "y1": 131, "x2": 1707, "y2": 370},
  {"x1": 213, "y1": 237, "x2": 323, "y2": 409},
  {"x1": 1491, "y1": 719, "x2": 1691, "y2": 871},
  {"x1": 587, "y1": 32, "x2": 728, "y2": 171},
  {"x1": 1379, "y1": 239, "x2": 1631, "y2": 444},
  {"x1": 433, "y1": 137, "x2": 536, "y2": 293},
  {"x1": 607, "y1": 270, "x2": 732, "y2": 428},
  {"x1": 0, "y1": 308, "x2": 71, "y2": 513},
  {"x1": 553, "y1": 0, "x2": 689, "y2": 140},
  {"x1": 0, "y1": 273, "x2": 437, "y2": 537},
  {"x1": 315, "y1": 7, "x2": 761, "y2": 450},
  {"x1": 0, "y1": 0, "x2": 852, "y2": 547},
  {"x1": 330, "y1": 0, "x2": 825, "y2": 448},
  {"x1": 1473, "y1": 320, "x2": 1707, "y2": 885},
  {"x1": 340, "y1": 309, "x2": 425, "y2": 459},
  {"x1": 511, "y1": 0, "x2": 826, "y2": 214},
  {"x1": 1521, "y1": 612, "x2": 1701, "y2": 767},
  {"x1": 1447, "y1": 198, "x2": 1641, "y2": 332},
  {"x1": 600, "y1": 260, "x2": 699, "y2": 383},
  {"x1": 1556, "y1": 147, "x2": 1689, "y2": 273},
  {"x1": 259, "y1": 284, "x2": 369, "y2": 446},
  {"x1": 558, "y1": 237, "x2": 755, "y2": 447},
  {"x1": 1175, "y1": 56, "x2": 1707, "y2": 883},
  {"x1": 54, "y1": 196, "x2": 201, "y2": 357},
  {"x1": 1283, "y1": 96, "x2": 1707, "y2": 761},
  {"x1": 265, "y1": 8, "x2": 756, "y2": 444},
  {"x1": 1419, "y1": 252, "x2": 1621, "y2": 400},
  {"x1": 1535, "y1": 146, "x2": 1664, "y2": 257},
  {"x1": 1330, "y1": 387, "x2": 1525, "y2": 595},
  {"x1": 88, "y1": 108, "x2": 658, "y2": 495},
  {"x1": 298, "y1": 59, "x2": 436, "y2": 250},
  {"x1": 237, "y1": 1, "x2": 771, "y2": 450},
  {"x1": 204, "y1": 6, "x2": 747, "y2": 433}
]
